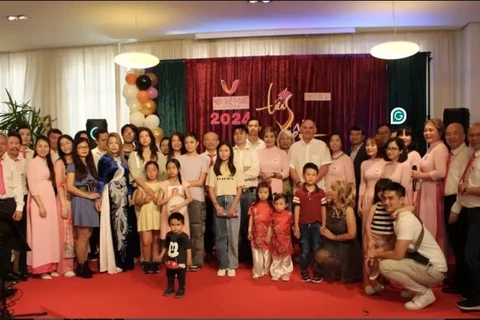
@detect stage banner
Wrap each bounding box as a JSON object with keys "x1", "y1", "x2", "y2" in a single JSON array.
[{"x1": 184, "y1": 55, "x2": 387, "y2": 146}]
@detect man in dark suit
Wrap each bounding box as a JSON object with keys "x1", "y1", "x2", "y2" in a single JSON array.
[{"x1": 349, "y1": 125, "x2": 369, "y2": 244}]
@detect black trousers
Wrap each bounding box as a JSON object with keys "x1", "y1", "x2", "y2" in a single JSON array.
[
  {"x1": 204, "y1": 194, "x2": 215, "y2": 255},
  {"x1": 13, "y1": 194, "x2": 28, "y2": 274},
  {"x1": 444, "y1": 195, "x2": 470, "y2": 292},
  {"x1": 0, "y1": 198, "x2": 17, "y2": 273},
  {"x1": 166, "y1": 268, "x2": 186, "y2": 290},
  {"x1": 465, "y1": 207, "x2": 480, "y2": 297}
]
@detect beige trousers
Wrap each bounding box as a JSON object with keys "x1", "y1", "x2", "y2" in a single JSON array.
[
  {"x1": 270, "y1": 254, "x2": 293, "y2": 278},
  {"x1": 379, "y1": 259, "x2": 445, "y2": 294},
  {"x1": 252, "y1": 247, "x2": 271, "y2": 277}
]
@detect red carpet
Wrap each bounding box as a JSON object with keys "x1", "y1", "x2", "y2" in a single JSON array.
[{"x1": 8, "y1": 262, "x2": 476, "y2": 318}]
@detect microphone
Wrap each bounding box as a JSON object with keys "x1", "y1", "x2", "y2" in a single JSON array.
[{"x1": 412, "y1": 165, "x2": 417, "y2": 190}]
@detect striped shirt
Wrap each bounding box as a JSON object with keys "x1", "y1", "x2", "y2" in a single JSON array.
[{"x1": 371, "y1": 202, "x2": 394, "y2": 235}]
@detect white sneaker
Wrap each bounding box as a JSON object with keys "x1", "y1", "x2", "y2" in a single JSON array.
[
  {"x1": 400, "y1": 290, "x2": 415, "y2": 299},
  {"x1": 227, "y1": 269, "x2": 236, "y2": 277},
  {"x1": 63, "y1": 271, "x2": 76, "y2": 278},
  {"x1": 50, "y1": 271, "x2": 60, "y2": 277},
  {"x1": 252, "y1": 275, "x2": 260, "y2": 280},
  {"x1": 281, "y1": 275, "x2": 290, "y2": 282},
  {"x1": 271, "y1": 276, "x2": 280, "y2": 281},
  {"x1": 404, "y1": 289, "x2": 436, "y2": 310},
  {"x1": 41, "y1": 273, "x2": 52, "y2": 280},
  {"x1": 217, "y1": 269, "x2": 227, "y2": 277}
]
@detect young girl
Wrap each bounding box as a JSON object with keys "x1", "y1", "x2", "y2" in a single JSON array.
[
  {"x1": 247, "y1": 182, "x2": 274, "y2": 279},
  {"x1": 135, "y1": 161, "x2": 162, "y2": 274},
  {"x1": 269, "y1": 193, "x2": 294, "y2": 282},
  {"x1": 159, "y1": 159, "x2": 192, "y2": 243},
  {"x1": 206, "y1": 141, "x2": 244, "y2": 277},
  {"x1": 363, "y1": 178, "x2": 395, "y2": 295}
]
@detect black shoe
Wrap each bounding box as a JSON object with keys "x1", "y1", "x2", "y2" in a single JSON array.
[
  {"x1": 461, "y1": 292, "x2": 476, "y2": 300},
  {"x1": 88, "y1": 252, "x2": 99, "y2": 261},
  {"x1": 174, "y1": 289, "x2": 185, "y2": 299},
  {"x1": 443, "y1": 286, "x2": 461, "y2": 294},
  {"x1": 457, "y1": 298, "x2": 480, "y2": 311},
  {"x1": 163, "y1": 287, "x2": 175, "y2": 296},
  {"x1": 152, "y1": 262, "x2": 160, "y2": 274},
  {"x1": 141, "y1": 261, "x2": 149, "y2": 274},
  {"x1": 78, "y1": 263, "x2": 93, "y2": 279},
  {"x1": 301, "y1": 271, "x2": 311, "y2": 282},
  {"x1": 311, "y1": 274, "x2": 324, "y2": 284}
]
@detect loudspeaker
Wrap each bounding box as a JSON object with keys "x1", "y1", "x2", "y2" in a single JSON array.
[
  {"x1": 443, "y1": 108, "x2": 470, "y2": 134},
  {"x1": 85, "y1": 119, "x2": 108, "y2": 141}
]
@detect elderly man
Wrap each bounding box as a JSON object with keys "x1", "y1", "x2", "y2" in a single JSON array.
[
  {"x1": 452, "y1": 123, "x2": 480, "y2": 311},
  {"x1": 289, "y1": 120, "x2": 331, "y2": 191},
  {"x1": 368, "y1": 182, "x2": 447, "y2": 311},
  {"x1": 443, "y1": 122, "x2": 473, "y2": 295}
]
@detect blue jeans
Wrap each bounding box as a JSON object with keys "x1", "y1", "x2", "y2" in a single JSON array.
[
  {"x1": 214, "y1": 195, "x2": 241, "y2": 270},
  {"x1": 299, "y1": 222, "x2": 322, "y2": 272},
  {"x1": 239, "y1": 188, "x2": 256, "y2": 263}
]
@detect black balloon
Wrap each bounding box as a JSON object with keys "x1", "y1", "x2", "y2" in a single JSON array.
[{"x1": 136, "y1": 74, "x2": 152, "y2": 90}]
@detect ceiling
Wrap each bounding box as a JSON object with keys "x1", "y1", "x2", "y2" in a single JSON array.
[{"x1": 0, "y1": 1, "x2": 479, "y2": 53}]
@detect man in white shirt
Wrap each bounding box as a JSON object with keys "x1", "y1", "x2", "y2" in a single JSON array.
[
  {"x1": 17, "y1": 125, "x2": 34, "y2": 161},
  {"x1": 246, "y1": 117, "x2": 266, "y2": 151},
  {"x1": 91, "y1": 129, "x2": 108, "y2": 170},
  {"x1": 0, "y1": 132, "x2": 25, "y2": 280},
  {"x1": 6, "y1": 132, "x2": 28, "y2": 278},
  {"x1": 442, "y1": 122, "x2": 473, "y2": 295},
  {"x1": 202, "y1": 131, "x2": 219, "y2": 261},
  {"x1": 233, "y1": 125, "x2": 260, "y2": 264},
  {"x1": 47, "y1": 128, "x2": 62, "y2": 163},
  {"x1": 289, "y1": 119, "x2": 331, "y2": 190},
  {"x1": 368, "y1": 182, "x2": 447, "y2": 311},
  {"x1": 451, "y1": 123, "x2": 480, "y2": 311}
]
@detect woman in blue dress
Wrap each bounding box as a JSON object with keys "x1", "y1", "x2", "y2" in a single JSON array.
[{"x1": 97, "y1": 133, "x2": 135, "y2": 274}]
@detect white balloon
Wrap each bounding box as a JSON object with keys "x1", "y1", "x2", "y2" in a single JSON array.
[
  {"x1": 126, "y1": 97, "x2": 136, "y2": 106},
  {"x1": 122, "y1": 84, "x2": 139, "y2": 100},
  {"x1": 129, "y1": 68, "x2": 145, "y2": 76},
  {"x1": 130, "y1": 111, "x2": 145, "y2": 127},
  {"x1": 144, "y1": 114, "x2": 160, "y2": 130},
  {"x1": 128, "y1": 99, "x2": 142, "y2": 113}
]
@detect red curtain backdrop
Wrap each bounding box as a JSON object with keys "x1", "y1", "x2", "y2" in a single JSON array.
[{"x1": 184, "y1": 55, "x2": 386, "y2": 147}]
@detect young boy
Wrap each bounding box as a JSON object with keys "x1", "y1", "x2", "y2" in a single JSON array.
[
  {"x1": 158, "y1": 212, "x2": 192, "y2": 298},
  {"x1": 293, "y1": 163, "x2": 327, "y2": 283}
]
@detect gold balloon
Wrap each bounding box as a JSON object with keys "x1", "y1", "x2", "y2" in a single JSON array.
[
  {"x1": 146, "y1": 72, "x2": 158, "y2": 87},
  {"x1": 152, "y1": 127, "x2": 164, "y2": 143},
  {"x1": 140, "y1": 100, "x2": 156, "y2": 116}
]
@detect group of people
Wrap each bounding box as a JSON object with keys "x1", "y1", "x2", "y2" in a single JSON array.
[{"x1": 0, "y1": 116, "x2": 479, "y2": 310}]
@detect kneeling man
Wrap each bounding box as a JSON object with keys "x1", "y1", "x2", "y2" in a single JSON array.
[{"x1": 367, "y1": 182, "x2": 447, "y2": 310}]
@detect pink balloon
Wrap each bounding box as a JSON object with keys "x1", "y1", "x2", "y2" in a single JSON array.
[{"x1": 147, "y1": 87, "x2": 158, "y2": 100}]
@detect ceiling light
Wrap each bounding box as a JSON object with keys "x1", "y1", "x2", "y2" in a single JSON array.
[
  {"x1": 248, "y1": 0, "x2": 258, "y2": 3},
  {"x1": 370, "y1": 41, "x2": 419, "y2": 60},
  {"x1": 195, "y1": 27, "x2": 355, "y2": 40},
  {"x1": 114, "y1": 52, "x2": 160, "y2": 69},
  {"x1": 6, "y1": 15, "x2": 29, "y2": 21},
  {"x1": 7, "y1": 16, "x2": 18, "y2": 21},
  {"x1": 262, "y1": 0, "x2": 271, "y2": 2},
  {"x1": 18, "y1": 15, "x2": 28, "y2": 20},
  {"x1": 370, "y1": 2, "x2": 419, "y2": 60}
]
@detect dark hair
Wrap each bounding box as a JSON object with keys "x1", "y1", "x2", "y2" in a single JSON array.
[
  {"x1": 168, "y1": 131, "x2": 186, "y2": 160},
  {"x1": 213, "y1": 141, "x2": 236, "y2": 177},
  {"x1": 383, "y1": 181, "x2": 406, "y2": 198},
  {"x1": 7, "y1": 132, "x2": 22, "y2": 144},
  {"x1": 17, "y1": 124, "x2": 31, "y2": 134},
  {"x1": 246, "y1": 117, "x2": 261, "y2": 127},
  {"x1": 232, "y1": 125, "x2": 248, "y2": 135},
  {"x1": 57, "y1": 135, "x2": 74, "y2": 169},
  {"x1": 166, "y1": 158, "x2": 183, "y2": 184},
  {"x1": 121, "y1": 124, "x2": 138, "y2": 137},
  {"x1": 160, "y1": 137, "x2": 170, "y2": 144},
  {"x1": 373, "y1": 178, "x2": 393, "y2": 204},
  {"x1": 377, "y1": 124, "x2": 391, "y2": 132},
  {"x1": 184, "y1": 132, "x2": 199, "y2": 142},
  {"x1": 396, "y1": 127, "x2": 419, "y2": 153},
  {"x1": 328, "y1": 132, "x2": 344, "y2": 154},
  {"x1": 137, "y1": 127, "x2": 159, "y2": 162},
  {"x1": 168, "y1": 212, "x2": 185, "y2": 225},
  {"x1": 74, "y1": 130, "x2": 90, "y2": 142},
  {"x1": 253, "y1": 182, "x2": 273, "y2": 207},
  {"x1": 145, "y1": 160, "x2": 159, "y2": 171},
  {"x1": 366, "y1": 136, "x2": 387, "y2": 159},
  {"x1": 47, "y1": 128, "x2": 62, "y2": 138},
  {"x1": 33, "y1": 136, "x2": 57, "y2": 196},
  {"x1": 384, "y1": 137, "x2": 408, "y2": 163},
  {"x1": 94, "y1": 128, "x2": 108, "y2": 141},
  {"x1": 72, "y1": 137, "x2": 98, "y2": 181},
  {"x1": 349, "y1": 125, "x2": 364, "y2": 136},
  {"x1": 273, "y1": 193, "x2": 288, "y2": 204},
  {"x1": 302, "y1": 162, "x2": 318, "y2": 174}
]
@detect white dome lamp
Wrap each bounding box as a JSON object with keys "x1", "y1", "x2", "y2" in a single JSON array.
[
  {"x1": 370, "y1": 2, "x2": 420, "y2": 60},
  {"x1": 114, "y1": 16, "x2": 159, "y2": 69}
]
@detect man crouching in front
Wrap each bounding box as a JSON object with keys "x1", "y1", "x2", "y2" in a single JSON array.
[{"x1": 366, "y1": 182, "x2": 447, "y2": 310}]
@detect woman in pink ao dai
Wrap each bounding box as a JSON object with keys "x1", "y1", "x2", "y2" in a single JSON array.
[
  {"x1": 325, "y1": 133, "x2": 355, "y2": 191},
  {"x1": 258, "y1": 127, "x2": 289, "y2": 194},
  {"x1": 382, "y1": 137, "x2": 413, "y2": 203}
]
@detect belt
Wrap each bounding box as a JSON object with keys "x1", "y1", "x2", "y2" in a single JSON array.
[
  {"x1": 78, "y1": 184, "x2": 97, "y2": 192},
  {"x1": 300, "y1": 222, "x2": 321, "y2": 227},
  {"x1": 242, "y1": 187, "x2": 256, "y2": 193}
]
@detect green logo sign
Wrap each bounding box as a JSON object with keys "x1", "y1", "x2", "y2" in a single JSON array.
[{"x1": 390, "y1": 107, "x2": 407, "y2": 125}]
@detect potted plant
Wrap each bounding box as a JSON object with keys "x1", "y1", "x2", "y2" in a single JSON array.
[{"x1": 0, "y1": 89, "x2": 55, "y2": 143}]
